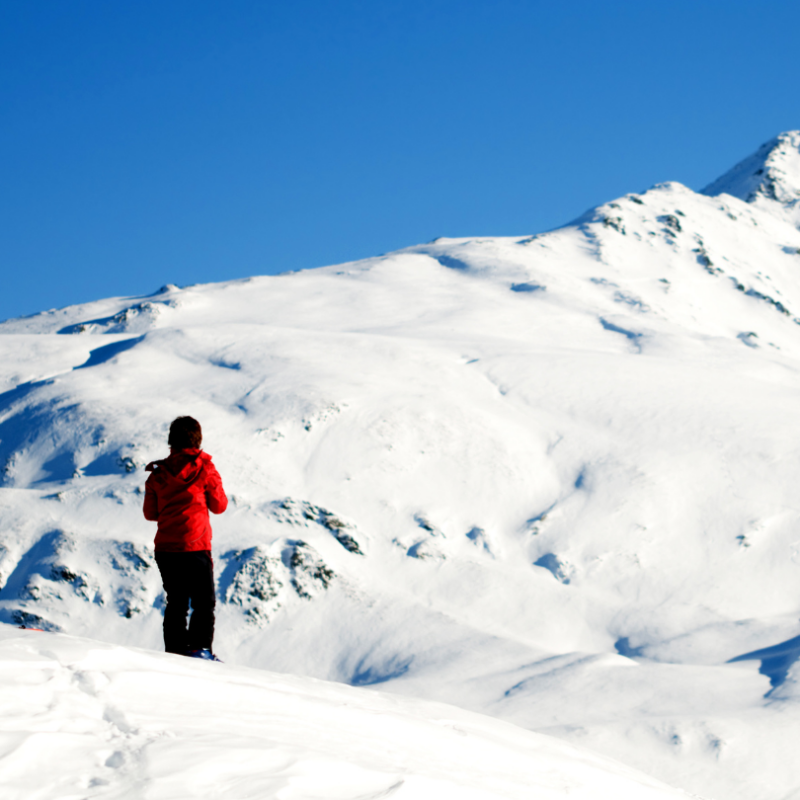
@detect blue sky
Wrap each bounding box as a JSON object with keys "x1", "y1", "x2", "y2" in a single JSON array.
[{"x1": 1, "y1": 0, "x2": 798, "y2": 322}]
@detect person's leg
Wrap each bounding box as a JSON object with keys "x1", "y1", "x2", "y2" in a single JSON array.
[
  {"x1": 155, "y1": 552, "x2": 191, "y2": 654},
  {"x1": 186, "y1": 551, "x2": 216, "y2": 652}
]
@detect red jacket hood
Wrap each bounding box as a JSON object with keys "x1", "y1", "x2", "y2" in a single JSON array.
[{"x1": 145, "y1": 449, "x2": 211, "y2": 484}]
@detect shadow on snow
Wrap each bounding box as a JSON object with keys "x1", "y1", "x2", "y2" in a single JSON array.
[{"x1": 729, "y1": 634, "x2": 800, "y2": 695}]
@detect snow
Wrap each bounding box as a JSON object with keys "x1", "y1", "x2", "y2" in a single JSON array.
[
  {"x1": 5, "y1": 132, "x2": 800, "y2": 798},
  {"x1": 702, "y1": 130, "x2": 800, "y2": 226},
  {"x1": 0, "y1": 627, "x2": 689, "y2": 800}
]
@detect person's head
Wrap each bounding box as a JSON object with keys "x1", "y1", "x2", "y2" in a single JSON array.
[{"x1": 168, "y1": 416, "x2": 202, "y2": 450}]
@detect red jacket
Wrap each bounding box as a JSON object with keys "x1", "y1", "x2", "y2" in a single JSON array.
[{"x1": 143, "y1": 449, "x2": 228, "y2": 552}]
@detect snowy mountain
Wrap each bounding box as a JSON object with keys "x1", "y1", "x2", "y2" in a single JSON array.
[{"x1": 5, "y1": 131, "x2": 800, "y2": 799}]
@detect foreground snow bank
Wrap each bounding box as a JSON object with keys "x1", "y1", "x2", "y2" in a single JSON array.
[{"x1": 0, "y1": 626, "x2": 691, "y2": 800}]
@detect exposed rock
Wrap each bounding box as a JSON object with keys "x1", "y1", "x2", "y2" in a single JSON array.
[
  {"x1": 289, "y1": 541, "x2": 336, "y2": 599},
  {"x1": 274, "y1": 498, "x2": 364, "y2": 555}
]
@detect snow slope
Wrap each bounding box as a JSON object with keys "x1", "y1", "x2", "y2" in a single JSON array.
[
  {"x1": 4, "y1": 132, "x2": 800, "y2": 799},
  {"x1": 0, "y1": 626, "x2": 691, "y2": 800}
]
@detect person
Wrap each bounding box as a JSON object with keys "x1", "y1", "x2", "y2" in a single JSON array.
[{"x1": 143, "y1": 416, "x2": 228, "y2": 660}]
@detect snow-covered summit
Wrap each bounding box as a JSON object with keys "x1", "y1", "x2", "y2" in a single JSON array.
[{"x1": 702, "y1": 130, "x2": 800, "y2": 225}]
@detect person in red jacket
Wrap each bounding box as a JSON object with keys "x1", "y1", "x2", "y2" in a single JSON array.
[{"x1": 144, "y1": 416, "x2": 228, "y2": 660}]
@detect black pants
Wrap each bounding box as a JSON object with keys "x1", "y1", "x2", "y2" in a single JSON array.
[{"x1": 154, "y1": 550, "x2": 215, "y2": 654}]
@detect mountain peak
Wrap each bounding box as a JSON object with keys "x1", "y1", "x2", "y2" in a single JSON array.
[{"x1": 702, "y1": 131, "x2": 800, "y2": 208}]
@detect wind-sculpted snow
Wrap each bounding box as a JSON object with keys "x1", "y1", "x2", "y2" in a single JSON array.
[{"x1": 7, "y1": 133, "x2": 800, "y2": 798}]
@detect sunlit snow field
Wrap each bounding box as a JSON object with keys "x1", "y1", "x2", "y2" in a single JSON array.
[
  {"x1": 4, "y1": 132, "x2": 800, "y2": 798},
  {"x1": 0, "y1": 627, "x2": 693, "y2": 800}
]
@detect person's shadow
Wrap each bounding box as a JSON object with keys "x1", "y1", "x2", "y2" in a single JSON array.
[{"x1": 728, "y1": 634, "x2": 800, "y2": 695}]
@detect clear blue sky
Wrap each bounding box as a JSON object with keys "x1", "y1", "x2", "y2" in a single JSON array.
[{"x1": 1, "y1": 0, "x2": 798, "y2": 322}]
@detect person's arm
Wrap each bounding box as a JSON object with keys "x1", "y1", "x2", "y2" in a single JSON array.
[
  {"x1": 143, "y1": 479, "x2": 160, "y2": 521},
  {"x1": 205, "y1": 464, "x2": 228, "y2": 515}
]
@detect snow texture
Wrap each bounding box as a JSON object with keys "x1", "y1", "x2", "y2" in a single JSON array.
[
  {"x1": 0, "y1": 627, "x2": 691, "y2": 800},
  {"x1": 7, "y1": 132, "x2": 800, "y2": 799}
]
